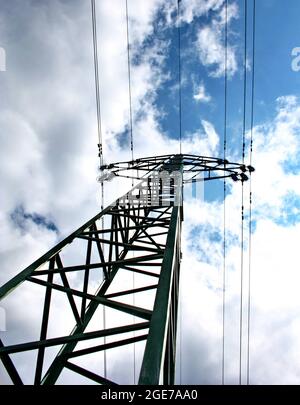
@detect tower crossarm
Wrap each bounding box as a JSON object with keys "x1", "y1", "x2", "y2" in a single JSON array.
[
  {"x1": 0, "y1": 154, "x2": 253, "y2": 385},
  {"x1": 98, "y1": 154, "x2": 254, "y2": 184}
]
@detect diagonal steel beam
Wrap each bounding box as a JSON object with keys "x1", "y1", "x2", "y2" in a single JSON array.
[{"x1": 0, "y1": 154, "x2": 250, "y2": 385}]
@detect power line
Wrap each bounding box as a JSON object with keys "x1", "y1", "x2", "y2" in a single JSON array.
[
  {"x1": 91, "y1": 0, "x2": 105, "y2": 213},
  {"x1": 222, "y1": 0, "x2": 228, "y2": 386},
  {"x1": 177, "y1": 0, "x2": 182, "y2": 154},
  {"x1": 125, "y1": 0, "x2": 134, "y2": 169},
  {"x1": 91, "y1": 0, "x2": 103, "y2": 169},
  {"x1": 125, "y1": 0, "x2": 136, "y2": 383},
  {"x1": 91, "y1": 0, "x2": 107, "y2": 379},
  {"x1": 176, "y1": 1, "x2": 183, "y2": 384},
  {"x1": 247, "y1": 0, "x2": 256, "y2": 386},
  {"x1": 242, "y1": 0, "x2": 247, "y2": 166},
  {"x1": 239, "y1": 186, "x2": 245, "y2": 385},
  {"x1": 239, "y1": 0, "x2": 248, "y2": 385},
  {"x1": 132, "y1": 270, "x2": 136, "y2": 384}
]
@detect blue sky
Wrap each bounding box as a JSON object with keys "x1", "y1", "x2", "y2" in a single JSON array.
[
  {"x1": 1, "y1": 0, "x2": 300, "y2": 385},
  {"x1": 152, "y1": 0, "x2": 300, "y2": 157}
]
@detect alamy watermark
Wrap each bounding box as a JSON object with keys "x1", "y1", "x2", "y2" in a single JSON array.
[
  {"x1": 98, "y1": 170, "x2": 204, "y2": 207},
  {"x1": 0, "y1": 307, "x2": 6, "y2": 331},
  {"x1": 0, "y1": 47, "x2": 6, "y2": 71},
  {"x1": 291, "y1": 47, "x2": 300, "y2": 71}
]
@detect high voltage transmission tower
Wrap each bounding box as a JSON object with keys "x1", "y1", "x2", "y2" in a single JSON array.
[{"x1": 0, "y1": 154, "x2": 253, "y2": 385}]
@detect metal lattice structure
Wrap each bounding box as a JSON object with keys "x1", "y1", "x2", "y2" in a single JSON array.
[{"x1": 0, "y1": 154, "x2": 253, "y2": 385}]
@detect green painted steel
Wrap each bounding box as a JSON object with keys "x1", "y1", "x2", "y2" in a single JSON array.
[
  {"x1": 138, "y1": 205, "x2": 181, "y2": 384},
  {"x1": 138, "y1": 160, "x2": 183, "y2": 385},
  {"x1": 0, "y1": 154, "x2": 249, "y2": 385}
]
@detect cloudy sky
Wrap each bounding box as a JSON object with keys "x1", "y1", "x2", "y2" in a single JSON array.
[{"x1": 1, "y1": 0, "x2": 300, "y2": 385}]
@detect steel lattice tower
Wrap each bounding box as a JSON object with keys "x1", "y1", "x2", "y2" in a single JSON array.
[{"x1": 0, "y1": 154, "x2": 253, "y2": 385}]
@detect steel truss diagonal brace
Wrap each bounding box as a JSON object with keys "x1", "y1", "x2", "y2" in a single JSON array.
[{"x1": 0, "y1": 154, "x2": 250, "y2": 385}]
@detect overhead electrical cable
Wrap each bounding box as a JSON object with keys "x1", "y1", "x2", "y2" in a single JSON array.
[
  {"x1": 91, "y1": 0, "x2": 107, "y2": 379},
  {"x1": 239, "y1": 0, "x2": 248, "y2": 385},
  {"x1": 177, "y1": 0, "x2": 183, "y2": 384},
  {"x1": 91, "y1": 0, "x2": 103, "y2": 168},
  {"x1": 125, "y1": 0, "x2": 134, "y2": 171},
  {"x1": 246, "y1": 0, "x2": 256, "y2": 386},
  {"x1": 177, "y1": 0, "x2": 182, "y2": 154},
  {"x1": 125, "y1": 0, "x2": 136, "y2": 383},
  {"x1": 222, "y1": 0, "x2": 228, "y2": 386}
]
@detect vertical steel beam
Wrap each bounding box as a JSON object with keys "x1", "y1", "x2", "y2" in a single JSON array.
[
  {"x1": 138, "y1": 160, "x2": 183, "y2": 385},
  {"x1": 138, "y1": 204, "x2": 182, "y2": 384},
  {"x1": 0, "y1": 154, "x2": 247, "y2": 385},
  {"x1": 34, "y1": 257, "x2": 55, "y2": 385}
]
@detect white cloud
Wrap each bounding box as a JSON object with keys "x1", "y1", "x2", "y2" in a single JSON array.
[
  {"x1": 217, "y1": 1, "x2": 239, "y2": 25},
  {"x1": 177, "y1": 94, "x2": 300, "y2": 384},
  {"x1": 161, "y1": 0, "x2": 224, "y2": 27},
  {"x1": 201, "y1": 120, "x2": 219, "y2": 152},
  {"x1": 0, "y1": 0, "x2": 224, "y2": 385},
  {"x1": 161, "y1": 0, "x2": 239, "y2": 78},
  {"x1": 125, "y1": 0, "x2": 166, "y2": 45},
  {"x1": 196, "y1": 2, "x2": 239, "y2": 78},
  {"x1": 180, "y1": 0, "x2": 224, "y2": 24},
  {"x1": 193, "y1": 82, "x2": 212, "y2": 103},
  {"x1": 2, "y1": 0, "x2": 300, "y2": 386}
]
